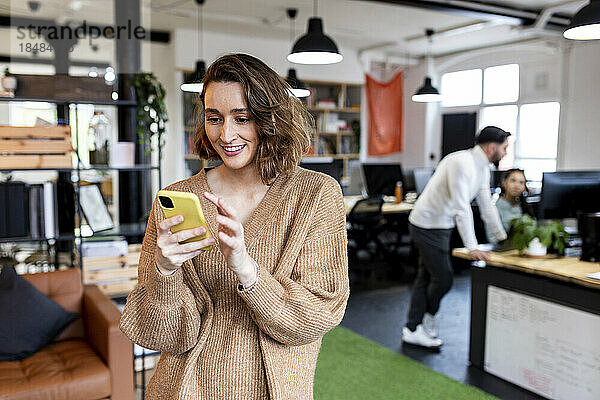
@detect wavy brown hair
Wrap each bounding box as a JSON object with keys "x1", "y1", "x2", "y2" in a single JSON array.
[{"x1": 194, "y1": 53, "x2": 314, "y2": 184}]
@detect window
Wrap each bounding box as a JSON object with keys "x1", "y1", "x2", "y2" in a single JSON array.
[
  {"x1": 479, "y1": 105, "x2": 518, "y2": 169},
  {"x1": 443, "y1": 63, "x2": 558, "y2": 181},
  {"x1": 441, "y1": 69, "x2": 482, "y2": 107},
  {"x1": 483, "y1": 64, "x2": 519, "y2": 104},
  {"x1": 516, "y1": 102, "x2": 560, "y2": 181}
]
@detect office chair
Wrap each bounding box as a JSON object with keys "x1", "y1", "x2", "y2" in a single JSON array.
[{"x1": 346, "y1": 197, "x2": 390, "y2": 282}]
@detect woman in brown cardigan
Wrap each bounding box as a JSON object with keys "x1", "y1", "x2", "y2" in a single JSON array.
[{"x1": 120, "y1": 54, "x2": 349, "y2": 399}]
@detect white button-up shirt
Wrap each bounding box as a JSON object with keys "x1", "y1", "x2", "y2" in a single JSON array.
[{"x1": 408, "y1": 145, "x2": 507, "y2": 251}]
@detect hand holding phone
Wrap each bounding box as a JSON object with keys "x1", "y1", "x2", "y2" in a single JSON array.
[{"x1": 155, "y1": 190, "x2": 215, "y2": 274}]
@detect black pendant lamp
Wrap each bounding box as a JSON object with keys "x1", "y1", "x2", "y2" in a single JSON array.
[
  {"x1": 286, "y1": 68, "x2": 310, "y2": 98},
  {"x1": 285, "y1": 8, "x2": 310, "y2": 98},
  {"x1": 412, "y1": 77, "x2": 442, "y2": 103},
  {"x1": 181, "y1": 0, "x2": 206, "y2": 92},
  {"x1": 564, "y1": 0, "x2": 600, "y2": 40},
  {"x1": 287, "y1": 0, "x2": 342, "y2": 65},
  {"x1": 181, "y1": 60, "x2": 206, "y2": 93},
  {"x1": 412, "y1": 29, "x2": 442, "y2": 103}
]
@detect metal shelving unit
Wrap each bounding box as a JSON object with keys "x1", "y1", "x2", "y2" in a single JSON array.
[{"x1": 0, "y1": 96, "x2": 161, "y2": 273}]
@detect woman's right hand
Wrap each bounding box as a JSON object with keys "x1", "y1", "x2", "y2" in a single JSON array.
[{"x1": 156, "y1": 215, "x2": 215, "y2": 275}]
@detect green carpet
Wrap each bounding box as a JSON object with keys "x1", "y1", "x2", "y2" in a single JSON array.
[{"x1": 314, "y1": 327, "x2": 498, "y2": 400}]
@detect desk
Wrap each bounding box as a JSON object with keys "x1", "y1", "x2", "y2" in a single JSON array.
[
  {"x1": 452, "y1": 249, "x2": 600, "y2": 290},
  {"x1": 453, "y1": 249, "x2": 600, "y2": 400},
  {"x1": 344, "y1": 195, "x2": 414, "y2": 215}
]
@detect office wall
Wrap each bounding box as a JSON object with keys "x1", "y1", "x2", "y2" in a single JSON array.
[
  {"x1": 143, "y1": 40, "x2": 183, "y2": 192},
  {"x1": 151, "y1": 28, "x2": 367, "y2": 185},
  {"x1": 359, "y1": 61, "x2": 438, "y2": 169},
  {"x1": 557, "y1": 41, "x2": 600, "y2": 171},
  {"x1": 396, "y1": 40, "x2": 564, "y2": 171}
]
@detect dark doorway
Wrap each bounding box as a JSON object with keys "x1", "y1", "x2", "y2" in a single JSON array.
[{"x1": 442, "y1": 113, "x2": 477, "y2": 158}]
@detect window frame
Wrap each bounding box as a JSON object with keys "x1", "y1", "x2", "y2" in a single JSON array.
[{"x1": 441, "y1": 64, "x2": 560, "y2": 182}]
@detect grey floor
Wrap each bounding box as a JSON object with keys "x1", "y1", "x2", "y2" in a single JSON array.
[{"x1": 341, "y1": 264, "x2": 548, "y2": 400}]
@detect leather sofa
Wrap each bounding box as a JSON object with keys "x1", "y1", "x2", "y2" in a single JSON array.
[{"x1": 0, "y1": 268, "x2": 134, "y2": 400}]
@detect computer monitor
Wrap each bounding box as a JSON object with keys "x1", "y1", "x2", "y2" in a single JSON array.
[
  {"x1": 402, "y1": 169, "x2": 416, "y2": 193},
  {"x1": 413, "y1": 168, "x2": 434, "y2": 196},
  {"x1": 299, "y1": 158, "x2": 344, "y2": 183},
  {"x1": 490, "y1": 170, "x2": 505, "y2": 189},
  {"x1": 362, "y1": 163, "x2": 403, "y2": 197},
  {"x1": 539, "y1": 171, "x2": 600, "y2": 219}
]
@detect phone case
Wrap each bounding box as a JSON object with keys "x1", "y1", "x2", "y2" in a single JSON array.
[{"x1": 156, "y1": 190, "x2": 213, "y2": 250}]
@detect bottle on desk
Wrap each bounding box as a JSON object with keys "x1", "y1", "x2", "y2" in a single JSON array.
[{"x1": 395, "y1": 181, "x2": 403, "y2": 204}]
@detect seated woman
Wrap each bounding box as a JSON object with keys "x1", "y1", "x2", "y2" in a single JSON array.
[
  {"x1": 119, "y1": 54, "x2": 349, "y2": 399},
  {"x1": 486, "y1": 168, "x2": 533, "y2": 243}
]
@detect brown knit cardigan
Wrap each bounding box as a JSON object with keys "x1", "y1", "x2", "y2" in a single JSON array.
[{"x1": 120, "y1": 166, "x2": 349, "y2": 399}]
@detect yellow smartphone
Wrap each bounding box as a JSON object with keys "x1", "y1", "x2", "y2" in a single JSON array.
[{"x1": 156, "y1": 190, "x2": 213, "y2": 250}]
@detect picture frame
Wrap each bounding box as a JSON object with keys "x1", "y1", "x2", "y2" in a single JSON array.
[{"x1": 79, "y1": 184, "x2": 114, "y2": 232}]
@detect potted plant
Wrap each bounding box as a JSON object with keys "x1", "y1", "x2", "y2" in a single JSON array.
[
  {"x1": 1, "y1": 68, "x2": 17, "y2": 96},
  {"x1": 511, "y1": 215, "x2": 568, "y2": 257},
  {"x1": 133, "y1": 72, "x2": 168, "y2": 156}
]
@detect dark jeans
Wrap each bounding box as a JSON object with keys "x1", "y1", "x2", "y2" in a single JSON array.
[{"x1": 406, "y1": 223, "x2": 454, "y2": 331}]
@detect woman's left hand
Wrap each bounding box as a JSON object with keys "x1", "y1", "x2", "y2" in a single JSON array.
[{"x1": 203, "y1": 192, "x2": 256, "y2": 286}]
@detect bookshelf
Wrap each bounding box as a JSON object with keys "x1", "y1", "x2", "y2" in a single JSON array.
[
  {"x1": 0, "y1": 95, "x2": 160, "y2": 297},
  {"x1": 179, "y1": 74, "x2": 363, "y2": 182},
  {"x1": 303, "y1": 79, "x2": 362, "y2": 183}
]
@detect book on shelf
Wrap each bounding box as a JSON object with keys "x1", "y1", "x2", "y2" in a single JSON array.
[
  {"x1": 318, "y1": 112, "x2": 342, "y2": 132},
  {"x1": 0, "y1": 181, "x2": 74, "y2": 240},
  {"x1": 42, "y1": 182, "x2": 59, "y2": 239},
  {"x1": 317, "y1": 136, "x2": 337, "y2": 155},
  {"x1": 184, "y1": 130, "x2": 195, "y2": 155},
  {"x1": 29, "y1": 184, "x2": 44, "y2": 239},
  {"x1": 305, "y1": 87, "x2": 315, "y2": 107},
  {"x1": 316, "y1": 99, "x2": 336, "y2": 109},
  {"x1": 341, "y1": 136, "x2": 358, "y2": 155},
  {"x1": 82, "y1": 236, "x2": 129, "y2": 258},
  {"x1": 0, "y1": 182, "x2": 29, "y2": 238}
]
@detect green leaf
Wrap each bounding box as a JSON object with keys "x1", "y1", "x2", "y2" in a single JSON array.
[{"x1": 509, "y1": 215, "x2": 568, "y2": 255}]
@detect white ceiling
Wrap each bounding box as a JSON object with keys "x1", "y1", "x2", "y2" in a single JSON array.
[
  {"x1": 480, "y1": 0, "x2": 579, "y2": 10},
  {"x1": 0, "y1": 0, "x2": 586, "y2": 58}
]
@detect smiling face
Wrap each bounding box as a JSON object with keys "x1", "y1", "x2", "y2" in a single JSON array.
[{"x1": 203, "y1": 81, "x2": 259, "y2": 171}]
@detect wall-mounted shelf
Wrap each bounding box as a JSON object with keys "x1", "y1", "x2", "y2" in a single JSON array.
[
  {"x1": 307, "y1": 107, "x2": 360, "y2": 113},
  {"x1": 1, "y1": 165, "x2": 159, "y2": 173},
  {"x1": 0, "y1": 96, "x2": 136, "y2": 106}
]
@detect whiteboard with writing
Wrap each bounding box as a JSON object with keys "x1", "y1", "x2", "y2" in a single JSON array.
[{"x1": 484, "y1": 285, "x2": 600, "y2": 400}]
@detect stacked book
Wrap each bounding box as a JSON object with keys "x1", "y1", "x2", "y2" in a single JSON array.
[{"x1": 0, "y1": 181, "x2": 73, "y2": 240}]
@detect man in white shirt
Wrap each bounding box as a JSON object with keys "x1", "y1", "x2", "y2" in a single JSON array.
[{"x1": 402, "y1": 126, "x2": 510, "y2": 349}]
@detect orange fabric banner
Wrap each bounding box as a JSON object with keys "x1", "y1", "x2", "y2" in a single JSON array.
[{"x1": 366, "y1": 71, "x2": 403, "y2": 156}]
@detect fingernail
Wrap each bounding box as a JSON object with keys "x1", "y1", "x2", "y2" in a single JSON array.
[{"x1": 179, "y1": 216, "x2": 184, "y2": 222}]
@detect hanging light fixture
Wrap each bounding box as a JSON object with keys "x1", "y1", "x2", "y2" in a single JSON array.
[
  {"x1": 412, "y1": 29, "x2": 442, "y2": 103},
  {"x1": 287, "y1": 0, "x2": 343, "y2": 65},
  {"x1": 285, "y1": 68, "x2": 310, "y2": 98},
  {"x1": 564, "y1": 0, "x2": 600, "y2": 40},
  {"x1": 181, "y1": 0, "x2": 206, "y2": 92},
  {"x1": 285, "y1": 8, "x2": 310, "y2": 98},
  {"x1": 412, "y1": 77, "x2": 442, "y2": 103},
  {"x1": 181, "y1": 60, "x2": 206, "y2": 93}
]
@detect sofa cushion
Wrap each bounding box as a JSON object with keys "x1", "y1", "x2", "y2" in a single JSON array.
[
  {"x1": 0, "y1": 266, "x2": 78, "y2": 361},
  {"x1": 0, "y1": 339, "x2": 111, "y2": 400},
  {"x1": 23, "y1": 268, "x2": 85, "y2": 341}
]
